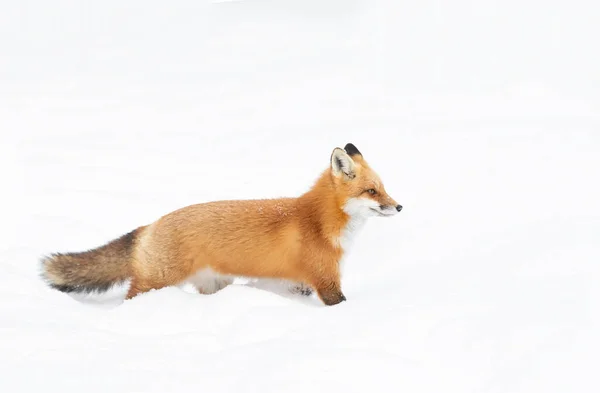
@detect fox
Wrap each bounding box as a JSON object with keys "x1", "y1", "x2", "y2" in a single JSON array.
[{"x1": 41, "y1": 143, "x2": 402, "y2": 306}]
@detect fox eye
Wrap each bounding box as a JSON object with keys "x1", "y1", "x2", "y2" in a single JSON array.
[{"x1": 366, "y1": 189, "x2": 377, "y2": 195}]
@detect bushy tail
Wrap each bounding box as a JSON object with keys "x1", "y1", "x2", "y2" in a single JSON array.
[{"x1": 41, "y1": 228, "x2": 142, "y2": 293}]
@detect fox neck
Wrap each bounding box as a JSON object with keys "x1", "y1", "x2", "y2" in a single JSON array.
[{"x1": 299, "y1": 170, "x2": 367, "y2": 253}]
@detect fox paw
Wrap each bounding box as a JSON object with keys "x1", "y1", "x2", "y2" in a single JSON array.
[{"x1": 289, "y1": 283, "x2": 313, "y2": 296}]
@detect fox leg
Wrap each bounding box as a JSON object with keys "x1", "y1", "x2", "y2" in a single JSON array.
[
  {"x1": 189, "y1": 268, "x2": 233, "y2": 295},
  {"x1": 126, "y1": 262, "x2": 193, "y2": 300},
  {"x1": 126, "y1": 279, "x2": 148, "y2": 299},
  {"x1": 312, "y1": 275, "x2": 346, "y2": 306},
  {"x1": 195, "y1": 277, "x2": 233, "y2": 295},
  {"x1": 126, "y1": 276, "x2": 169, "y2": 299},
  {"x1": 289, "y1": 282, "x2": 313, "y2": 296},
  {"x1": 315, "y1": 281, "x2": 346, "y2": 306}
]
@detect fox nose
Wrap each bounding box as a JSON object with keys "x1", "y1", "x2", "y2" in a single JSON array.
[{"x1": 396, "y1": 205, "x2": 403, "y2": 212}]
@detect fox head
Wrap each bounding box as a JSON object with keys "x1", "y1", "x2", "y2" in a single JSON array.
[{"x1": 331, "y1": 143, "x2": 402, "y2": 218}]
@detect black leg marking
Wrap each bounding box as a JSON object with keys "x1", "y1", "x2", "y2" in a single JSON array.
[{"x1": 290, "y1": 283, "x2": 314, "y2": 296}]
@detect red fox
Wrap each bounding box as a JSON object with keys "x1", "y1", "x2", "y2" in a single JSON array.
[{"x1": 41, "y1": 143, "x2": 402, "y2": 305}]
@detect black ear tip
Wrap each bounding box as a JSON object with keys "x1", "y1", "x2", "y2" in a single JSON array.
[{"x1": 344, "y1": 143, "x2": 362, "y2": 157}]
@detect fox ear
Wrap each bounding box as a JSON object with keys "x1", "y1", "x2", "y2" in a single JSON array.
[
  {"x1": 344, "y1": 143, "x2": 362, "y2": 157},
  {"x1": 331, "y1": 148, "x2": 356, "y2": 179}
]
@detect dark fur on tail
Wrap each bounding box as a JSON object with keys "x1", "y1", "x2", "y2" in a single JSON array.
[{"x1": 41, "y1": 228, "x2": 140, "y2": 294}]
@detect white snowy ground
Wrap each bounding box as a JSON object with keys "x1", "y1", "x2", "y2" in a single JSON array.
[{"x1": 1, "y1": 1, "x2": 599, "y2": 392}]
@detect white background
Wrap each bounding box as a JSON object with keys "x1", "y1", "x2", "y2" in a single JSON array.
[{"x1": 1, "y1": 1, "x2": 599, "y2": 392}]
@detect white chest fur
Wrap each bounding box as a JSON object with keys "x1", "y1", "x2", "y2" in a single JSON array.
[
  {"x1": 338, "y1": 214, "x2": 367, "y2": 252},
  {"x1": 334, "y1": 197, "x2": 378, "y2": 272},
  {"x1": 338, "y1": 197, "x2": 375, "y2": 248},
  {"x1": 335, "y1": 213, "x2": 368, "y2": 273}
]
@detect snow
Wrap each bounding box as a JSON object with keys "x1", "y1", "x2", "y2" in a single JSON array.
[{"x1": 1, "y1": 1, "x2": 599, "y2": 392}]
